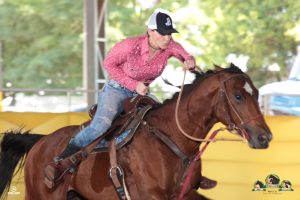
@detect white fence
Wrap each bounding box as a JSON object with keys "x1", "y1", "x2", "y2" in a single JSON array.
[{"x1": 259, "y1": 93, "x2": 300, "y2": 116}]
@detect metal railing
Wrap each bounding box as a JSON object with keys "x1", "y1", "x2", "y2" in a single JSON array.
[
  {"x1": 259, "y1": 93, "x2": 300, "y2": 116},
  {"x1": 0, "y1": 88, "x2": 100, "y2": 112},
  {"x1": 0, "y1": 87, "x2": 173, "y2": 113}
]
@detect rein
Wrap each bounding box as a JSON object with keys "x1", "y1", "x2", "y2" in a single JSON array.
[{"x1": 178, "y1": 127, "x2": 221, "y2": 200}]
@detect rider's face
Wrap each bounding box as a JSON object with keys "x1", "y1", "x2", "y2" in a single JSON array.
[{"x1": 148, "y1": 30, "x2": 172, "y2": 50}]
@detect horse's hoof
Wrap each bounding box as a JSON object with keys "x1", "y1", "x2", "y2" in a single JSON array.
[{"x1": 199, "y1": 176, "x2": 217, "y2": 189}]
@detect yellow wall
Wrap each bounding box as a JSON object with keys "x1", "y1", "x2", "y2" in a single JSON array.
[
  {"x1": 0, "y1": 112, "x2": 89, "y2": 134},
  {"x1": 0, "y1": 92, "x2": 2, "y2": 111},
  {"x1": 0, "y1": 113, "x2": 299, "y2": 200}
]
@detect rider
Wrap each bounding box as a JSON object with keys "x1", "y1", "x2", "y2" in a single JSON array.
[{"x1": 46, "y1": 8, "x2": 216, "y2": 189}]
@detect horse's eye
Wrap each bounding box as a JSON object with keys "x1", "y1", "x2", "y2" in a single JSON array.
[{"x1": 235, "y1": 94, "x2": 242, "y2": 101}]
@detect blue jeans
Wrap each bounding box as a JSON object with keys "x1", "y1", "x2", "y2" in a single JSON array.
[{"x1": 71, "y1": 80, "x2": 136, "y2": 147}]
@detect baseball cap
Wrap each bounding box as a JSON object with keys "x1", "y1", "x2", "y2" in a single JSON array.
[{"x1": 146, "y1": 10, "x2": 178, "y2": 35}]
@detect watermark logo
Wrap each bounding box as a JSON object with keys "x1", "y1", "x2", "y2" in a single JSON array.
[
  {"x1": 279, "y1": 180, "x2": 293, "y2": 191},
  {"x1": 8, "y1": 186, "x2": 20, "y2": 195},
  {"x1": 252, "y1": 174, "x2": 293, "y2": 192},
  {"x1": 265, "y1": 174, "x2": 280, "y2": 188},
  {"x1": 252, "y1": 180, "x2": 266, "y2": 191}
]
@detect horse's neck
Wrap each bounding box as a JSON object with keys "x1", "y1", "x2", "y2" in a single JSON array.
[{"x1": 148, "y1": 90, "x2": 217, "y2": 156}]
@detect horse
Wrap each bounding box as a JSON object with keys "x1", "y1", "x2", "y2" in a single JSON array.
[{"x1": 0, "y1": 64, "x2": 272, "y2": 200}]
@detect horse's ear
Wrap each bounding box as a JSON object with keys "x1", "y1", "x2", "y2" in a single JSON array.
[{"x1": 213, "y1": 64, "x2": 223, "y2": 71}]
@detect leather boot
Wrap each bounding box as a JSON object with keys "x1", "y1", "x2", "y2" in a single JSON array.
[
  {"x1": 44, "y1": 142, "x2": 81, "y2": 189},
  {"x1": 54, "y1": 142, "x2": 81, "y2": 162}
]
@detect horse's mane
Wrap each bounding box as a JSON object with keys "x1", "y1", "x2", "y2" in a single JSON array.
[{"x1": 162, "y1": 63, "x2": 243, "y2": 104}]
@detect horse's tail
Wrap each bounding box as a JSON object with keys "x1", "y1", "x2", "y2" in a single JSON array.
[{"x1": 0, "y1": 130, "x2": 44, "y2": 198}]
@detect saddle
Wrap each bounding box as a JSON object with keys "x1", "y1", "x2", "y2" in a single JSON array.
[
  {"x1": 87, "y1": 95, "x2": 158, "y2": 147},
  {"x1": 44, "y1": 95, "x2": 158, "y2": 191}
]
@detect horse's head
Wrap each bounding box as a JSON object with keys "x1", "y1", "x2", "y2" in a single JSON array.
[{"x1": 210, "y1": 63, "x2": 272, "y2": 149}]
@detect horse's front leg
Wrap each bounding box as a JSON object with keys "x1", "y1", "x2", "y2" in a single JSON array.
[
  {"x1": 173, "y1": 159, "x2": 215, "y2": 200},
  {"x1": 192, "y1": 159, "x2": 217, "y2": 190}
]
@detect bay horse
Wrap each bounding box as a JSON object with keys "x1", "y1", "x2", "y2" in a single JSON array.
[{"x1": 0, "y1": 64, "x2": 272, "y2": 200}]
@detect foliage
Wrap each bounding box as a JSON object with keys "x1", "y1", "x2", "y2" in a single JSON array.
[
  {"x1": 1, "y1": 0, "x2": 300, "y2": 90},
  {"x1": 0, "y1": 0, "x2": 83, "y2": 89},
  {"x1": 197, "y1": 0, "x2": 300, "y2": 86},
  {"x1": 107, "y1": 0, "x2": 300, "y2": 87}
]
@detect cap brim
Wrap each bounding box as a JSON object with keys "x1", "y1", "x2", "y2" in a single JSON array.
[{"x1": 156, "y1": 28, "x2": 178, "y2": 35}]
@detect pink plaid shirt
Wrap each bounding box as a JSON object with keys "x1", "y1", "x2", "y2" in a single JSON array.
[{"x1": 104, "y1": 34, "x2": 193, "y2": 91}]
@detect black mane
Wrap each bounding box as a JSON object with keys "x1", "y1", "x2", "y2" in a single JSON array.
[
  {"x1": 190, "y1": 63, "x2": 243, "y2": 85},
  {"x1": 162, "y1": 63, "x2": 243, "y2": 104}
]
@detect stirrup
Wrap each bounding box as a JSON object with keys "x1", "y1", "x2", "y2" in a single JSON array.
[
  {"x1": 44, "y1": 162, "x2": 67, "y2": 189},
  {"x1": 44, "y1": 151, "x2": 88, "y2": 189}
]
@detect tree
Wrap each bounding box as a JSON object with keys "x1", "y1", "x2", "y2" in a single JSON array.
[
  {"x1": 1, "y1": 0, "x2": 300, "y2": 90},
  {"x1": 192, "y1": 0, "x2": 300, "y2": 86},
  {"x1": 107, "y1": 0, "x2": 300, "y2": 87},
  {"x1": 0, "y1": 0, "x2": 83, "y2": 89}
]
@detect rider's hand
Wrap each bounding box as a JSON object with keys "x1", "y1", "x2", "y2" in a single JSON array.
[
  {"x1": 183, "y1": 58, "x2": 196, "y2": 71},
  {"x1": 135, "y1": 82, "x2": 149, "y2": 96}
]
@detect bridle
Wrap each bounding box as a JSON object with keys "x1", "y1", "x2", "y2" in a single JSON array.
[
  {"x1": 175, "y1": 70, "x2": 263, "y2": 143},
  {"x1": 218, "y1": 73, "x2": 263, "y2": 140}
]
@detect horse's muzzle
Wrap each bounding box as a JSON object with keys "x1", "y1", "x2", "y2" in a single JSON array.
[
  {"x1": 244, "y1": 125, "x2": 272, "y2": 149},
  {"x1": 249, "y1": 132, "x2": 272, "y2": 149},
  {"x1": 257, "y1": 133, "x2": 271, "y2": 148}
]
